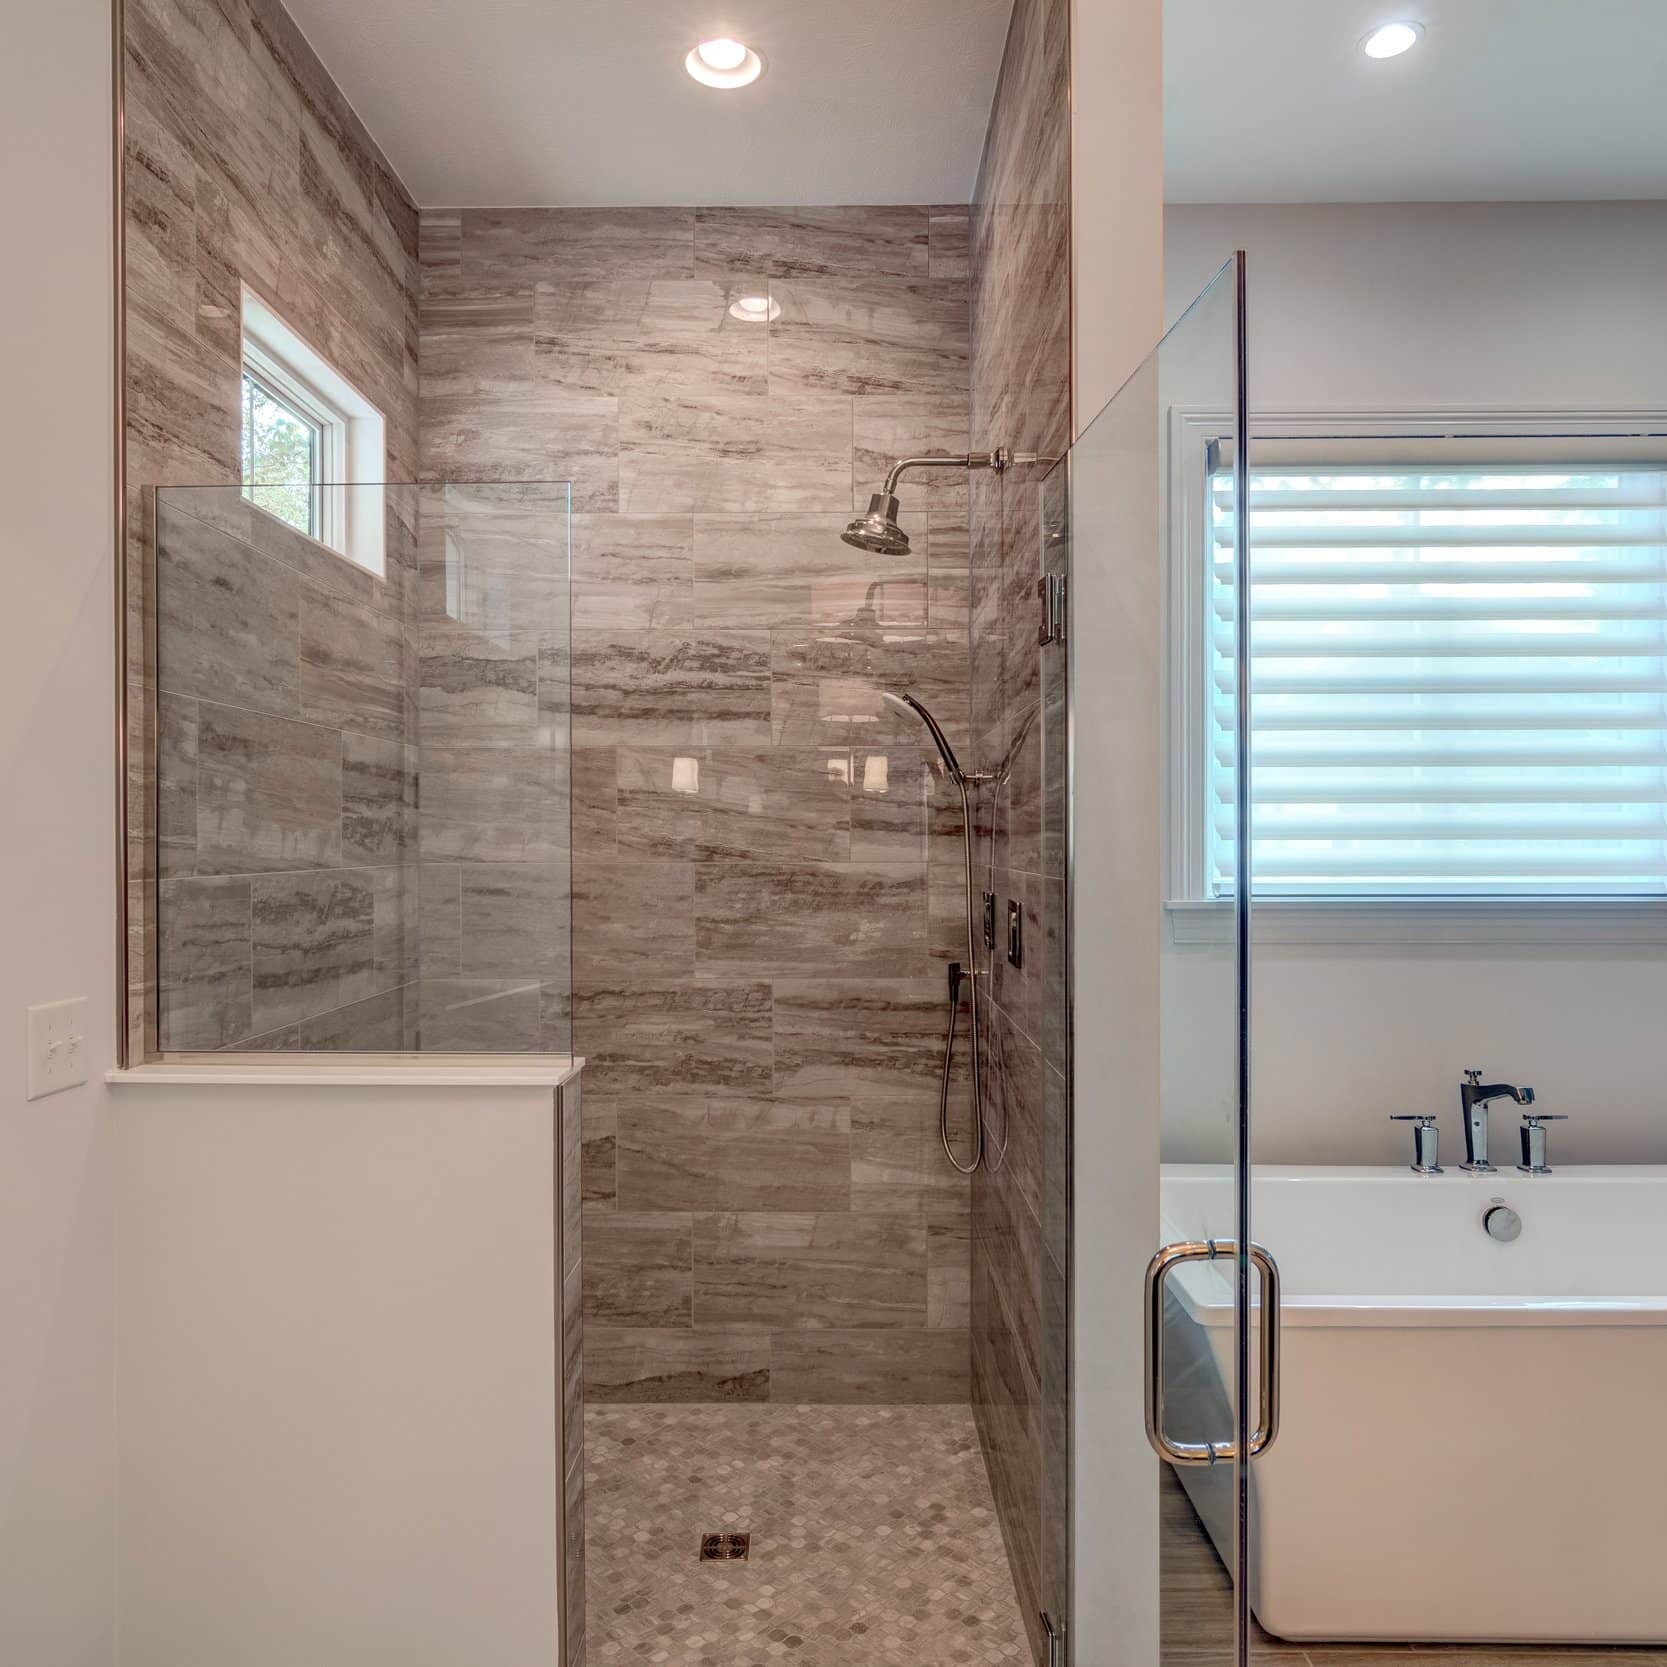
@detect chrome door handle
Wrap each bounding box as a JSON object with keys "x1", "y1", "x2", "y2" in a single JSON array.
[{"x1": 1144, "y1": 1239, "x2": 1281, "y2": 1466}]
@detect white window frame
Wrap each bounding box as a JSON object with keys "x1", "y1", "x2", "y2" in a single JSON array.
[
  {"x1": 1163, "y1": 406, "x2": 1667, "y2": 945},
  {"x1": 240, "y1": 287, "x2": 386, "y2": 577}
]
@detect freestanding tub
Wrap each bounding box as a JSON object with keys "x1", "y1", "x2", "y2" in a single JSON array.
[{"x1": 1161, "y1": 1164, "x2": 1667, "y2": 1644}]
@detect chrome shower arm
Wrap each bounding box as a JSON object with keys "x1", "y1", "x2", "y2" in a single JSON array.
[{"x1": 879, "y1": 449, "x2": 1007, "y2": 496}]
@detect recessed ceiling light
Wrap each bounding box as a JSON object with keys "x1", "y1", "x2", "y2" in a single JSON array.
[
  {"x1": 1361, "y1": 21, "x2": 1421, "y2": 58},
  {"x1": 728, "y1": 293, "x2": 780, "y2": 323},
  {"x1": 686, "y1": 37, "x2": 764, "y2": 89}
]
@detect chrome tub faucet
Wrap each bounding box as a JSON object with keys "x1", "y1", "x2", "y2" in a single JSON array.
[{"x1": 1459, "y1": 1069, "x2": 1535, "y2": 1173}]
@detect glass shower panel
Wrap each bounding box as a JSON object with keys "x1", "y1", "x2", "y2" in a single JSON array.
[
  {"x1": 151, "y1": 480, "x2": 571, "y2": 1055},
  {"x1": 1061, "y1": 257, "x2": 1249, "y2": 1667}
]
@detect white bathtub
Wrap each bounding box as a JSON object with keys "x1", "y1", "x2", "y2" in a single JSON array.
[{"x1": 1161, "y1": 1164, "x2": 1667, "y2": 1644}]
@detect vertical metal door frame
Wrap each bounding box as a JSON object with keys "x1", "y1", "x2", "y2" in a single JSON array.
[{"x1": 1230, "y1": 248, "x2": 1254, "y2": 1667}]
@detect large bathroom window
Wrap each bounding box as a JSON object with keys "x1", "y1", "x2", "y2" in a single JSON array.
[
  {"x1": 1195, "y1": 449, "x2": 1667, "y2": 901},
  {"x1": 239, "y1": 288, "x2": 387, "y2": 574}
]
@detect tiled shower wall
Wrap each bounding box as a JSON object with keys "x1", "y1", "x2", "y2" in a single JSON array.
[
  {"x1": 124, "y1": 0, "x2": 421, "y2": 1057},
  {"x1": 419, "y1": 206, "x2": 976, "y2": 1401},
  {"x1": 153, "y1": 488, "x2": 419, "y2": 1050},
  {"x1": 968, "y1": 0, "x2": 1074, "y2": 1654}
]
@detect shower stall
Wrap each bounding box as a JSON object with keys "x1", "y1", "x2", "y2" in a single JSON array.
[{"x1": 138, "y1": 247, "x2": 1261, "y2": 1667}]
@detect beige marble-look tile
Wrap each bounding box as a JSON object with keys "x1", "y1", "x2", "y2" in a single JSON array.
[
  {"x1": 694, "y1": 860, "x2": 924, "y2": 979},
  {"x1": 927, "y1": 1204, "x2": 974, "y2": 1330},
  {"x1": 418, "y1": 285, "x2": 534, "y2": 381},
  {"x1": 292, "y1": 984, "x2": 409, "y2": 1052},
  {"x1": 534, "y1": 275, "x2": 768, "y2": 402},
  {"x1": 849, "y1": 738, "x2": 954, "y2": 864},
  {"x1": 693, "y1": 748, "x2": 853, "y2": 865},
  {"x1": 340, "y1": 733, "x2": 411, "y2": 867},
  {"x1": 156, "y1": 692, "x2": 199, "y2": 879},
  {"x1": 194, "y1": 701, "x2": 342, "y2": 875},
  {"x1": 686, "y1": 512, "x2": 925, "y2": 632},
  {"x1": 574, "y1": 983, "x2": 771, "y2": 1107},
  {"x1": 768, "y1": 1329, "x2": 969, "y2": 1403},
  {"x1": 249, "y1": 868, "x2": 377, "y2": 1035},
  {"x1": 766, "y1": 619, "x2": 923, "y2": 751},
  {"x1": 582, "y1": 1211, "x2": 693, "y2": 1329},
  {"x1": 618, "y1": 1123, "x2": 850, "y2": 1215},
  {"x1": 769, "y1": 275, "x2": 968, "y2": 401},
  {"x1": 572, "y1": 853, "x2": 694, "y2": 986},
  {"x1": 581, "y1": 1095, "x2": 618, "y2": 1207},
  {"x1": 771, "y1": 979, "x2": 942, "y2": 1114},
  {"x1": 157, "y1": 874, "x2": 252, "y2": 1050},
  {"x1": 417, "y1": 486, "x2": 573, "y2": 638},
  {"x1": 460, "y1": 207, "x2": 695, "y2": 286},
  {"x1": 156, "y1": 501, "x2": 300, "y2": 715},
  {"x1": 298, "y1": 589, "x2": 406, "y2": 739},
  {"x1": 417, "y1": 629, "x2": 539, "y2": 748},
  {"x1": 569, "y1": 512, "x2": 693, "y2": 630},
  {"x1": 612, "y1": 746, "x2": 701, "y2": 860},
  {"x1": 618, "y1": 389, "x2": 852, "y2": 516},
  {"x1": 929, "y1": 211, "x2": 972, "y2": 283},
  {"x1": 582, "y1": 1328, "x2": 769, "y2": 1403},
  {"x1": 692, "y1": 1211, "x2": 926, "y2": 1330},
  {"x1": 571, "y1": 628, "x2": 771, "y2": 750},
  {"x1": 414, "y1": 975, "x2": 543, "y2": 1050},
  {"x1": 420, "y1": 380, "x2": 618, "y2": 509},
  {"x1": 693, "y1": 206, "x2": 931, "y2": 279},
  {"x1": 458, "y1": 861, "x2": 568, "y2": 980},
  {"x1": 417, "y1": 742, "x2": 566, "y2": 863}
]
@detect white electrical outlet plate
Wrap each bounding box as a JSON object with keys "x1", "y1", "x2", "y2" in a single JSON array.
[{"x1": 27, "y1": 997, "x2": 88, "y2": 1101}]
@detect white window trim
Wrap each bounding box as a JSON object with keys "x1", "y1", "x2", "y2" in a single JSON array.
[
  {"x1": 241, "y1": 286, "x2": 386, "y2": 577},
  {"x1": 1164, "y1": 405, "x2": 1667, "y2": 946}
]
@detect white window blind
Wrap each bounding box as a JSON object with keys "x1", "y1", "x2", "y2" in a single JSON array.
[{"x1": 1206, "y1": 464, "x2": 1667, "y2": 898}]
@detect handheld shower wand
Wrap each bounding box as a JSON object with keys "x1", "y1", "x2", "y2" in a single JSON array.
[{"x1": 882, "y1": 690, "x2": 987, "y2": 1174}]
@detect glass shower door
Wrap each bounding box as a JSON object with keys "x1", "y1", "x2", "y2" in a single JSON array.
[{"x1": 1057, "y1": 254, "x2": 1262, "y2": 1667}]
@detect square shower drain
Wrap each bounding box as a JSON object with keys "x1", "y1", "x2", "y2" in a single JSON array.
[{"x1": 699, "y1": 1532, "x2": 750, "y2": 1562}]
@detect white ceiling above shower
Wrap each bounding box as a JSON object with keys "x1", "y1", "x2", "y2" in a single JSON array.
[
  {"x1": 1165, "y1": 0, "x2": 1667, "y2": 202},
  {"x1": 279, "y1": 0, "x2": 1012, "y2": 208}
]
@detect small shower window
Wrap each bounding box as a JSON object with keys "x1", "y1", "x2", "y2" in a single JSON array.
[
  {"x1": 1193, "y1": 433, "x2": 1667, "y2": 902},
  {"x1": 239, "y1": 287, "x2": 387, "y2": 574},
  {"x1": 240, "y1": 366, "x2": 321, "y2": 538}
]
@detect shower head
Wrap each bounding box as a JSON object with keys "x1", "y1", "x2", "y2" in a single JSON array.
[
  {"x1": 842, "y1": 451, "x2": 1014, "y2": 557},
  {"x1": 882, "y1": 690, "x2": 965, "y2": 787},
  {"x1": 842, "y1": 492, "x2": 911, "y2": 556}
]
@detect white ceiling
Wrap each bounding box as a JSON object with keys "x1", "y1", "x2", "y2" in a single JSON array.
[
  {"x1": 1165, "y1": 0, "x2": 1667, "y2": 203},
  {"x1": 282, "y1": 0, "x2": 1013, "y2": 208}
]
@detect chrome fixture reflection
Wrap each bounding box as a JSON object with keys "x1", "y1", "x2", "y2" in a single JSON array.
[
  {"x1": 1458, "y1": 1069, "x2": 1535, "y2": 1174},
  {"x1": 882, "y1": 690, "x2": 990, "y2": 1173},
  {"x1": 842, "y1": 449, "x2": 1013, "y2": 555}
]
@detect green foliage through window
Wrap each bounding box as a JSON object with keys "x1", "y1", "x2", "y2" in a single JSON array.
[{"x1": 241, "y1": 372, "x2": 317, "y2": 536}]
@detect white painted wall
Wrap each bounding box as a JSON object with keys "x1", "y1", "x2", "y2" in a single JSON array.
[
  {"x1": 1162, "y1": 202, "x2": 1667, "y2": 1165},
  {"x1": 113, "y1": 1080, "x2": 562, "y2": 1667},
  {"x1": 1072, "y1": 0, "x2": 1165, "y2": 426},
  {"x1": 0, "y1": 0, "x2": 119, "y2": 1660}
]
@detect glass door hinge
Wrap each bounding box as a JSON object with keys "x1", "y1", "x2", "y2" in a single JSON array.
[{"x1": 1038, "y1": 573, "x2": 1066, "y2": 645}]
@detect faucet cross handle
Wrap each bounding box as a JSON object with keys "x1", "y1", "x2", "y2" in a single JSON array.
[{"x1": 1464, "y1": 1069, "x2": 1483, "y2": 1085}]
